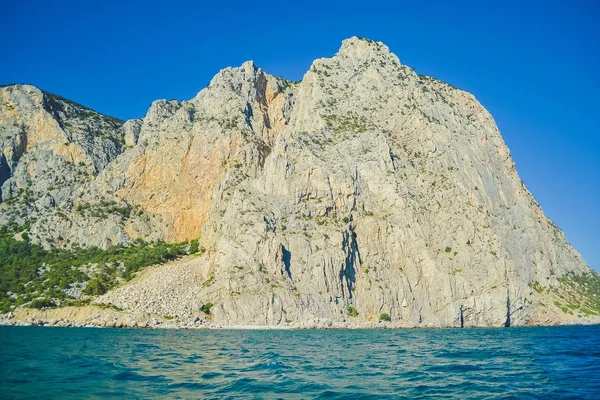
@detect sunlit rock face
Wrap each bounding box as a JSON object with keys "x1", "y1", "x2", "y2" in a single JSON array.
[{"x1": 1, "y1": 37, "x2": 595, "y2": 327}]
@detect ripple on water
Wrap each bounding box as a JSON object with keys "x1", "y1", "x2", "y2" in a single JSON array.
[
  {"x1": 199, "y1": 371, "x2": 222, "y2": 380},
  {"x1": 1, "y1": 326, "x2": 599, "y2": 399},
  {"x1": 112, "y1": 371, "x2": 169, "y2": 383},
  {"x1": 168, "y1": 382, "x2": 210, "y2": 390}
]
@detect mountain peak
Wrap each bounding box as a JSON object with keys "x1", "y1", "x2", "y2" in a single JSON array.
[
  {"x1": 1, "y1": 37, "x2": 596, "y2": 330},
  {"x1": 335, "y1": 36, "x2": 398, "y2": 63},
  {"x1": 240, "y1": 60, "x2": 257, "y2": 72}
]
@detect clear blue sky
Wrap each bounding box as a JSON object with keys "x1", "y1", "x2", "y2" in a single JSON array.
[{"x1": 2, "y1": 0, "x2": 598, "y2": 271}]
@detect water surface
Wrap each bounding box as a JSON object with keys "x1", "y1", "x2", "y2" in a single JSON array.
[{"x1": 1, "y1": 325, "x2": 599, "y2": 399}]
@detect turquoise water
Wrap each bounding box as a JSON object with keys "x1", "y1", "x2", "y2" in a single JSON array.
[{"x1": 1, "y1": 326, "x2": 599, "y2": 399}]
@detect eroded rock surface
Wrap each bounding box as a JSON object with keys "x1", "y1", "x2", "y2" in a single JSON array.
[{"x1": 1, "y1": 37, "x2": 597, "y2": 328}]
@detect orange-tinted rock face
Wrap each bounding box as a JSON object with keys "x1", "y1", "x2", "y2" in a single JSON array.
[
  {"x1": 0, "y1": 85, "x2": 123, "y2": 233},
  {"x1": 65, "y1": 61, "x2": 296, "y2": 245},
  {"x1": 113, "y1": 79, "x2": 291, "y2": 243},
  {"x1": 2, "y1": 39, "x2": 596, "y2": 328},
  {"x1": 115, "y1": 133, "x2": 241, "y2": 242}
]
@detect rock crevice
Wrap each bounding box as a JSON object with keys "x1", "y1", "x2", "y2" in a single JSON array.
[{"x1": 0, "y1": 37, "x2": 597, "y2": 327}]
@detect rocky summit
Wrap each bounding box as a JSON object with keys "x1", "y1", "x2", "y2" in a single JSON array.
[{"x1": 1, "y1": 37, "x2": 599, "y2": 329}]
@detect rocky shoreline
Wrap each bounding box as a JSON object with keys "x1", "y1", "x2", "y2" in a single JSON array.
[
  {"x1": 2, "y1": 307, "x2": 599, "y2": 330},
  {"x1": 2, "y1": 37, "x2": 599, "y2": 329},
  {"x1": 0, "y1": 307, "x2": 411, "y2": 329}
]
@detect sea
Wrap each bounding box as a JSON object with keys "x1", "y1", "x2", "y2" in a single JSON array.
[{"x1": 1, "y1": 325, "x2": 599, "y2": 399}]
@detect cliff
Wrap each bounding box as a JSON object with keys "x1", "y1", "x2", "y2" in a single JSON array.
[{"x1": 1, "y1": 37, "x2": 598, "y2": 328}]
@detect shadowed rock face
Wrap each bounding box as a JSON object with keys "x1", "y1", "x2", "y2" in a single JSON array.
[
  {"x1": 0, "y1": 85, "x2": 124, "y2": 240},
  {"x1": 1, "y1": 37, "x2": 596, "y2": 327}
]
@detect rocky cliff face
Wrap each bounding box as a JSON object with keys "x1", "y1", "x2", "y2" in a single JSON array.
[
  {"x1": 0, "y1": 85, "x2": 125, "y2": 243},
  {"x1": 1, "y1": 38, "x2": 597, "y2": 328}
]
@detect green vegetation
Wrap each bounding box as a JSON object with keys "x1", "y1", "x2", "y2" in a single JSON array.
[
  {"x1": 219, "y1": 116, "x2": 239, "y2": 131},
  {"x1": 323, "y1": 114, "x2": 373, "y2": 134},
  {"x1": 444, "y1": 247, "x2": 451, "y2": 253},
  {"x1": 74, "y1": 200, "x2": 138, "y2": 221},
  {"x1": 529, "y1": 281, "x2": 545, "y2": 294},
  {"x1": 43, "y1": 91, "x2": 124, "y2": 126},
  {"x1": 417, "y1": 73, "x2": 459, "y2": 91},
  {"x1": 379, "y1": 312, "x2": 391, "y2": 322},
  {"x1": 2, "y1": 186, "x2": 38, "y2": 208},
  {"x1": 0, "y1": 226, "x2": 199, "y2": 313},
  {"x1": 528, "y1": 272, "x2": 600, "y2": 317},
  {"x1": 202, "y1": 275, "x2": 215, "y2": 288},
  {"x1": 277, "y1": 78, "x2": 301, "y2": 91},
  {"x1": 94, "y1": 302, "x2": 123, "y2": 311},
  {"x1": 188, "y1": 239, "x2": 200, "y2": 254},
  {"x1": 556, "y1": 272, "x2": 600, "y2": 316},
  {"x1": 356, "y1": 36, "x2": 381, "y2": 47},
  {"x1": 554, "y1": 300, "x2": 570, "y2": 314},
  {"x1": 200, "y1": 302, "x2": 213, "y2": 315},
  {"x1": 29, "y1": 298, "x2": 56, "y2": 309},
  {"x1": 61, "y1": 298, "x2": 92, "y2": 307},
  {"x1": 346, "y1": 306, "x2": 358, "y2": 317}
]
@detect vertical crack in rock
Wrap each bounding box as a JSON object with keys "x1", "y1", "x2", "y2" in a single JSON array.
[
  {"x1": 340, "y1": 227, "x2": 360, "y2": 300},
  {"x1": 256, "y1": 72, "x2": 272, "y2": 131},
  {"x1": 0, "y1": 158, "x2": 9, "y2": 201},
  {"x1": 0, "y1": 37, "x2": 597, "y2": 327},
  {"x1": 504, "y1": 263, "x2": 511, "y2": 327},
  {"x1": 281, "y1": 244, "x2": 293, "y2": 283}
]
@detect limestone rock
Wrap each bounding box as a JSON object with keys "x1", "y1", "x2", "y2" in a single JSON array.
[
  {"x1": 1, "y1": 37, "x2": 597, "y2": 327},
  {"x1": 0, "y1": 84, "x2": 125, "y2": 246}
]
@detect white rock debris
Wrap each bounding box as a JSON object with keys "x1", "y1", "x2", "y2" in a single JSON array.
[{"x1": 1, "y1": 37, "x2": 597, "y2": 328}]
